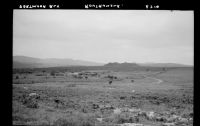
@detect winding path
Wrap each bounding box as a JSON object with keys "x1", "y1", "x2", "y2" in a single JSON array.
[
  {"x1": 142, "y1": 71, "x2": 164, "y2": 84},
  {"x1": 145, "y1": 76, "x2": 163, "y2": 84}
]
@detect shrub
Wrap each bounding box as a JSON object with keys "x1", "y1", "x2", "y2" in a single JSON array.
[
  {"x1": 22, "y1": 97, "x2": 39, "y2": 109},
  {"x1": 50, "y1": 71, "x2": 56, "y2": 76},
  {"x1": 36, "y1": 73, "x2": 43, "y2": 76}
]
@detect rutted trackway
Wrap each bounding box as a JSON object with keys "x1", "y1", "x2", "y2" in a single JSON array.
[
  {"x1": 145, "y1": 76, "x2": 163, "y2": 84},
  {"x1": 142, "y1": 71, "x2": 164, "y2": 84}
]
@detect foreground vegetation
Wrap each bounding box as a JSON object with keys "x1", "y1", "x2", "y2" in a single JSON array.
[{"x1": 13, "y1": 67, "x2": 193, "y2": 126}]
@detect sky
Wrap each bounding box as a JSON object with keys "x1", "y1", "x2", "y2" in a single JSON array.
[{"x1": 13, "y1": 10, "x2": 193, "y2": 65}]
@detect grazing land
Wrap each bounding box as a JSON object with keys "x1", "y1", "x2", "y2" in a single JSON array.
[{"x1": 13, "y1": 66, "x2": 193, "y2": 126}]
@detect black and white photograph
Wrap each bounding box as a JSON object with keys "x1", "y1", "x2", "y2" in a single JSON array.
[{"x1": 13, "y1": 10, "x2": 193, "y2": 126}]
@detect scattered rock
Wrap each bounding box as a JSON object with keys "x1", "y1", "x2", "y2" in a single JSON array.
[
  {"x1": 28, "y1": 93, "x2": 40, "y2": 99},
  {"x1": 121, "y1": 107, "x2": 130, "y2": 112},
  {"x1": 189, "y1": 117, "x2": 193, "y2": 121},
  {"x1": 161, "y1": 122, "x2": 175, "y2": 126},
  {"x1": 129, "y1": 108, "x2": 141, "y2": 113},
  {"x1": 138, "y1": 111, "x2": 147, "y2": 117},
  {"x1": 119, "y1": 123, "x2": 144, "y2": 126},
  {"x1": 155, "y1": 116, "x2": 167, "y2": 122},
  {"x1": 111, "y1": 106, "x2": 191, "y2": 126},
  {"x1": 178, "y1": 117, "x2": 188, "y2": 123},
  {"x1": 189, "y1": 112, "x2": 193, "y2": 117},
  {"x1": 29, "y1": 93, "x2": 37, "y2": 97},
  {"x1": 96, "y1": 118, "x2": 103, "y2": 122},
  {"x1": 92, "y1": 104, "x2": 99, "y2": 109},
  {"x1": 19, "y1": 93, "x2": 40, "y2": 108},
  {"x1": 23, "y1": 87, "x2": 28, "y2": 90},
  {"x1": 166, "y1": 115, "x2": 180, "y2": 122},
  {"x1": 145, "y1": 111, "x2": 156, "y2": 120},
  {"x1": 114, "y1": 108, "x2": 121, "y2": 114},
  {"x1": 99, "y1": 104, "x2": 114, "y2": 112},
  {"x1": 22, "y1": 97, "x2": 39, "y2": 108},
  {"x1": 26, "y1": 100, "x2": 39, "y2": 108}
]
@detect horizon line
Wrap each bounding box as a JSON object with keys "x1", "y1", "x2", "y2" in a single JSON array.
[{"x1": 13, "y1": 55, "x2": 193, "y2": 66}]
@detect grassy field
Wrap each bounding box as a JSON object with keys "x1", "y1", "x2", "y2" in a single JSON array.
[{"x1": 12, "y1": 67, "x2": 193, "y2": 126}]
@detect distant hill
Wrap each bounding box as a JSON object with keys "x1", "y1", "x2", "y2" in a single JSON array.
[
  {"x1": 138, "y1": 63, "x2": 192, "y2": 67},
  {"x1": 104, "y1": 62, "x2": 139, "y2": 67},
  {"x1": 13, "y1": 56, "x2": 104, "y2": 68},
  {"x1": 103, "y1": 62, "x2": 141, "y2": 71},
  {"x1": 13, "y1": 56, "x2": 192, "y2": 69},
  {"x1": 103, "y1": 62, "x2": 192, "y2": 71},
  {"x1": 13, "y1": 56, "x2": 42, "y2": 63}
]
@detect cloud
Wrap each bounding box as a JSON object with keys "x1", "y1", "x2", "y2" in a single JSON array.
[{"x1": 13, "y1": 10, "x2": 193, "y2": 65}]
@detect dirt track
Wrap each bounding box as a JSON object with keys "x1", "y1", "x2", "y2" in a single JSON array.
[{"x1": 145, "y1": 77, "x2": 163, "y2": 84}]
